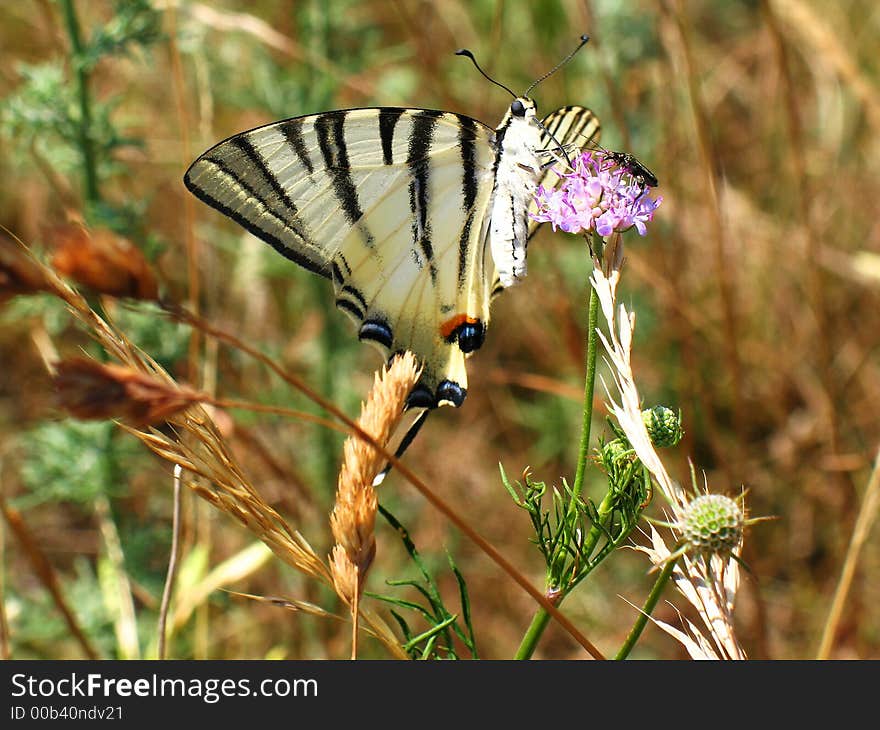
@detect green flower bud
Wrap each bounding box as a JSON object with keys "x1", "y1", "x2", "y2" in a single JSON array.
[
  {"x1": 642, "y1": 405, "x2": 683, "y2": 448},
  {"x1": 680, "y1": 494, "x2": 743, "y2": 557},
  {"x1": 601, "y1": 437, "x2": 634, "y2": 469}
]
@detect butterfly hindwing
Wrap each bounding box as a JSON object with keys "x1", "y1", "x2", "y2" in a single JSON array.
[{"x1": 184, "y1": 108, "x2": 498, "y2": 407}]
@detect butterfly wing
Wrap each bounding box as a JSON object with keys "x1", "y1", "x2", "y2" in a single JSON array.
[
  {"x1": 527, "y1": 105, "x2": 601, "y2": 239},
  {"x1": 184, "y1": 108, "x2": 498, "y2": 408}
]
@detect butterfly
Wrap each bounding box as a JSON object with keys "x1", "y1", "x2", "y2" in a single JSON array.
[{"x1": 184, "y1": 39, "x2": 600, "y2": 413}]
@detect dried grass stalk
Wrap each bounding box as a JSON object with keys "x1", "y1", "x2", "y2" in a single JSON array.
[
  {"x1": 122, "y1": 411, "x2": 331, "y2": 584},
  {"x1": 329, "y1": 352, "x2": 420, "y2": 605}
]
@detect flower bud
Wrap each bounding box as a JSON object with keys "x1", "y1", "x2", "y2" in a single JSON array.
[
  {"x1": 642, "y1": 405, "x2": 683, "y2": 448},
  {"x1": 601, "y1": 437, "x2": 633, "y2": 469}
]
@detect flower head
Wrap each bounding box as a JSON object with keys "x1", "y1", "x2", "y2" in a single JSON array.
[
  {"x1": 530, "y1": 151, "x2": 662, "y2": 237},
  {"x1": 679, "y1": 493, "x2": 744, "y2": 558}
]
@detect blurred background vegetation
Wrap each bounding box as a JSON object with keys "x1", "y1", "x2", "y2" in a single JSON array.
[{"x1": 1, "y1": 0, "x2": 878, "y2": 659}]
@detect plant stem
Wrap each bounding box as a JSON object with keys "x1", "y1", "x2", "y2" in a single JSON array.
[
  {"x1": 514, "y1": 607, "x2": 552, "y2": 659},
  {"x1": 60, "y1": 0, "x2": 100, "y2": 205},
  {"x1": 513, "y1": 484, "x2": 616, "y2": 660},
  {"x1": 514, "y1": 281, "x2": 601, "y2": 660},
  {"x1": 614, "y1": 555, "x2": 678, "y2": 660},
  {"x1": 157, "y1": 464, "x2": 183, "y2": 659},
  {"x1": 571, "y1": 285, "x2": 600, "y2": 503}
]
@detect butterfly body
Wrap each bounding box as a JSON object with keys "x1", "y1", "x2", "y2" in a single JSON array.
[
  {"x1": 185, "y1": 98, "x2": 599, "y2": 409},
  {"x1": 487, "y1": 97, "x2": 544, "y2": 289}
]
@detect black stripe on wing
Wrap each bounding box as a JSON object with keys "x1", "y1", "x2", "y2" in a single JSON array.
[
  {"x1": 281, "y1": 118, "x2": 314, "y2": 175},
  {"x1": 528, "y1": 106, "x2": 600, "y2": 241},
  {"x1": 314, "y1": 111, "x2": 375, "y2": 247},
  {"x1": 539, "y1": 106, "x2": 600, "y2": 155},
  {"x1": 379, "y1": 108, "x2": 405, "y2": 165},
  {"x1": 406, "y1": 110, "x2": 443, "y2": 283},
  {"x1": 456, "y1": 114, "x2": 481, "y2": 288},
  {"x1": 359, "y1": 318, "x2": 394, "y2": 349},
  {"x1": 230, "y1": 136, "x2": 313, "y2": 243},
  {"x1": 184, "y1": 157, "x2": 330, "y2": 279}
]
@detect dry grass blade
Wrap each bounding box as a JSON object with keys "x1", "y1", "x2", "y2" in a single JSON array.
[
  {"x1": 121, "y1": 403, "x2": 409, "y2": 658},
  {"x1": 224, "y1": 591, "x2": 404, "y2": 655},
  {"x1": 10, "y1": 244, "x2": 327, "y2": 581},
  {"x1": 817, "y1": 447, "x2": 880, "y2": 659},
  {"x1": 330, "y1": 353, "x2": 421, "y2": 595},
  {"x1": 122, "y1": 414, "x2": 331, "y2": 583},
  {"x1": 157, "y1": 464, "x2": 183, "y2": 660},
  {"x1": 0, "y1": 230, "x2": 57, "y2": 304},
  {"x1": 768, "y1": 0, "x2": 880, "y2": 133},
  {"x1": 224, "y1": 590, "x2": 337, "y2": 619},
  {"x1": 94, "y1": 494, "x2": 140, "y2": 659},
  {"x1": 167, "y1": 541, "x2": 273, "y2": 634}
]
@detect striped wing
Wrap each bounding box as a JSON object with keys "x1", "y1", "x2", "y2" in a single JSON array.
[
  {"x1": 185, "y1": 108, "x2": 499, "y2": 408},
  {"x1": 527, "y1": 105, "x2": 601, "y2": 238}
]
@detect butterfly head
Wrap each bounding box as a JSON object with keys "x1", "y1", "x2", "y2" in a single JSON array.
[
  {"x1": 501, "y1": 96, "x2": 541, "y2": 135},
  {"x1": 508, "y1": 96, "x2": 538, "y2": 122},
  {"x1": 510, "y1": 96, "x2": 538, "y2": 119}
]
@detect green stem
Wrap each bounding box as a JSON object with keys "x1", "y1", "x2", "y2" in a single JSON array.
[
  {"x1": 614, "y1": 555, "x2": 679, "y2": 660},
  {"x1": 514, "y1": 607, "x2": 552, "y2": 659},
  {"x1": 579, "y1": 487, "x2": 618, "y2": 562},
  {"x1": 570, "y1": 285, "x2": 600, "y2": 504},
  {"x1": 514, "y1": 280, "x2": 601, "y2": 660},
  {"x1": 60, "y1": 0, "x2": 100, "y2": 205}
]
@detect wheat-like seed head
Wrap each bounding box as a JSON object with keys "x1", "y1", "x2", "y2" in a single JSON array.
[{"x1": 329, "y1": 352, "x2": 421, "y2": 605}]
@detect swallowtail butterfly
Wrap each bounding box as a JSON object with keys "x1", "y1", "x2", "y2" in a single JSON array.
[{"x1": 184, "y1": 39, "x2": 600, "y2": 412}]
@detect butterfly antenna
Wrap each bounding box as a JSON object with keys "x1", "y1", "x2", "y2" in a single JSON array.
[
  {"x1": 372, "y1": 409, "x2": 431, "y2": 487},
  {"x1": 455, "y1": 48, "x2": 517, "y2": 98},
  {"x1": 525, "y1": 34, "x2": 590, "y2": 96}
]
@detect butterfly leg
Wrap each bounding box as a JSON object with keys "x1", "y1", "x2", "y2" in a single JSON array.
[{"x1": 372, "y1": 409, "x2": 431, "y2": 486}]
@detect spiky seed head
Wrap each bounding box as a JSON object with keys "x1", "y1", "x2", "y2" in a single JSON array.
[
  {"x1": 680, "y1": 494, "x2": 743, "y2": 557},
  {"x1": 642, "y1": 405, "x2": 683, "y2": 448}
]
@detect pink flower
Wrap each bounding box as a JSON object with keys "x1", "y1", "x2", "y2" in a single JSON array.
[{"x1": 530, "y1": 151, "x2": 662, "y2": 238}]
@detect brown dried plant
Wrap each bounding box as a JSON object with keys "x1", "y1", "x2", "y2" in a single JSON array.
[
  {"x1": 1, "y1": 233, "x2": 57, "y2": 304},
  {"x1": 9, "y1": 236, "x2": 601, "y2": 658},
  {"x1": 328, "y1": 353, "x2": 420, "y2": 657},
  {"x1": 49, "y1": 218, "x2": 159, "y2": 301},
  {"x1": 54, "y1": 357, "x2": 207, "y2": 426},
  {"x1": 12, "y1": 239, "x2": 406, "y2": 658}
]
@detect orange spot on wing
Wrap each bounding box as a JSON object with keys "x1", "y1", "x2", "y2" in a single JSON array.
[{"x1": 440, "y1": 314, "x2": 480, "y2": 340}]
